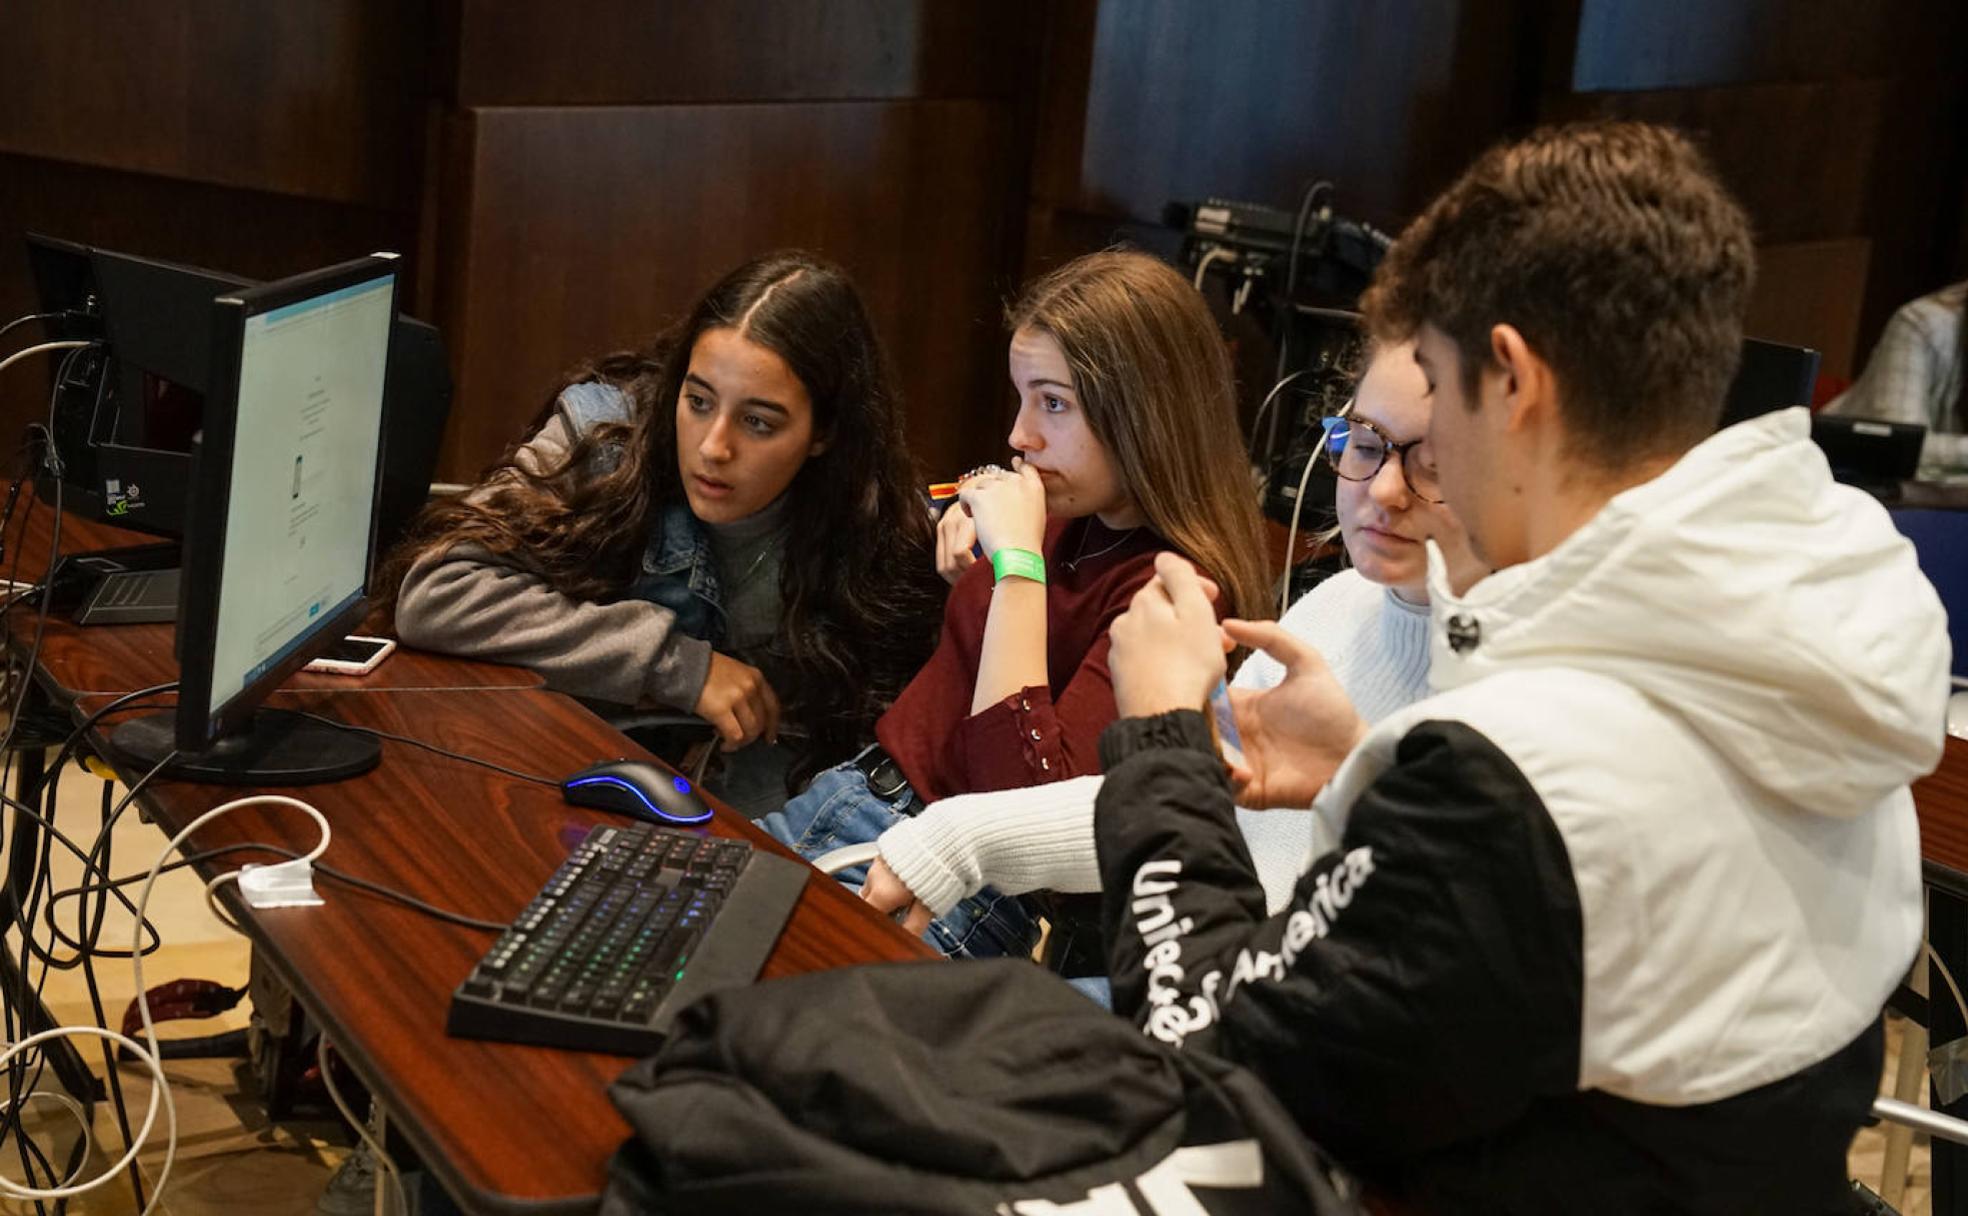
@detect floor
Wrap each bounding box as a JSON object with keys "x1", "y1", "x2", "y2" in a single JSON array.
[
  {"x1": 2, "y1": 760, "x2": 353, "y2": 1215},
  {"x1": 0, "y1": 759, "x2": 1945, "y2": 1213}
]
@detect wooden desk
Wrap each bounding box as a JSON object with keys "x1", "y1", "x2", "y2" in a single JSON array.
[
  {"x1": 73, "y1": 685, "x2": 935, "y2": 1214},
  {"x1": 6, "y1": 502, "x2": 935, "y2": 1213},
  {"x1": 1, "y1": 500, "x2": 543, "y2": 702},
  {"x1": 1913, "y1": 735, "x2": 1968, "y2": 1214}
]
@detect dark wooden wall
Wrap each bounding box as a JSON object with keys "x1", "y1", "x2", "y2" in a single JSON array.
[
  {"x1": 0, "y1": 1, "x2": 1038, "y2": 485},
  {"x1": 0, "y1": 2, "x2": 427, "y2": 461},
  {"x1": 1023, "y1": 0, "x2": 1967, "y2": 383},
  {"x1": 1, "y1": 1, "x2": 1961, "y2": 486},
  {"x1": 1544, "y1": 0, "x2": 1968, "y2": 378}
]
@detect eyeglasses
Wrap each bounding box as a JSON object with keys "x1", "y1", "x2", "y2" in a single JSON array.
[{"x1": 1320, "y1": 414, "x2": 1445, "y2": 503}]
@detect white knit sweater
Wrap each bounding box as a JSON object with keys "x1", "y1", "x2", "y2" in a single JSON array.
[{"x1": 877, "y1": 568, "x2": 1432, "y2": 915}]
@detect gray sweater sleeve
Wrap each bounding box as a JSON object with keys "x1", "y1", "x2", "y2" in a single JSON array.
[{"x1": 393, "y1": 410, "x2": 714, "y2": 710}]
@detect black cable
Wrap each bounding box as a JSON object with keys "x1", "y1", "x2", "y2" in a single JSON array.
[
  {"x1": 0, "y1": 373, "x2": 71, "y2": 1184},
  {"x1": 1282, "y1": 179, "x2": 1334, "y2": 306},
  {"x1": 0, "y1": 681, "x2": 171, "y2": 1181},
  {"x1": 1274, "y1": 178, "x2": 1336, "y2": 415},
  {"x1": 53, "y1": 841, "x2": 508, "y2": 934},
  {"x1": 0, "y1": 751, "x2": 164, "y2": 1190},
  {"x1": 310, "y1": 858, "x2": 509, "y2": 932},
  {"x1": 0, "y1": 356, "x2": 76, "y2": 763},
  {"x1": 34, "y1": 683, "x2": 179, "y2": 933},
  {"x1": 79, "y1": 778, "x2": 143, "y2": 1210},
  {"x1": 288, "y1": 710, "x2": 561, "y2": 788},
  {"x1": 0, "y1": 752, "x2": 171, "y2": 1027},
  {"x1": 0, "y1": 682, "x2": 172, "y2": 1182},
  {"x1": 0, "y1": 689, "x2": 181, "y2": 965}
]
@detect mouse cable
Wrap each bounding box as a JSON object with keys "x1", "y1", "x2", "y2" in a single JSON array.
[{"x1": 287, "y1": 710, "x2": 560, "y2": 788}]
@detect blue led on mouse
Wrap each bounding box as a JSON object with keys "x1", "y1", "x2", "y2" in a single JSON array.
[{"x1": 561, "y1": 759, "x2": 713, "y2": 824}]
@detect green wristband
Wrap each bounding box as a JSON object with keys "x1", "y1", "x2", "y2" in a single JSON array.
[{"x1": 991, "y1": 547, "x2": 1047, "y2": 586}]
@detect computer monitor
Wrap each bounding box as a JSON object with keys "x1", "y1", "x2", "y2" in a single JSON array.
[
  {"x1": 1811, "y1": 414, "x2": 1926, "y2": 493},
  {"x1": 1720, "y1": 337, "x2": 1821, "y2": 427},
  {"x1": 26, "y1": 234, "x2": 243, "y2": 537},
  {"x1": 110, "y1": 255, "x2": 400, "y2": 784},
  {"x1": 21, "y1": 233, "x2": 454, "y2": 592}
]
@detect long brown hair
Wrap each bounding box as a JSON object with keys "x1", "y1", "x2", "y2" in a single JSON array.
[
  {"x1": 380, "y1": 252, "x2": 946, "y2": 783},
  {"x1": 1007, "y1": 251, "x2": 1272, "y2": 623}
]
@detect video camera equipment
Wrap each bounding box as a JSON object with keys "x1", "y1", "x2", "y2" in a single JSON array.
[{"x1": 1169, "y1": 186, "x2": 1390, "y2": 604}]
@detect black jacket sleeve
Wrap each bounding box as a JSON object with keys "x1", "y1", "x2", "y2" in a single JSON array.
[{"x1": 1094, "y1": 711, "x2": 1584, "y2": 1170}]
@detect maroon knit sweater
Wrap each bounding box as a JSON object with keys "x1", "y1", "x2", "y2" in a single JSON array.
[{"x1": 874, "y1": 515, "x2": 1171, "y2": 803}]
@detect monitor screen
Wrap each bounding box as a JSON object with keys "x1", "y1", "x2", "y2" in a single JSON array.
[
  {"x1": 106, "y1": 253, "x2": 409, "y2": 784},
  {"x1": 203, "y1": 273, "x2": 394, "y2": 722}
]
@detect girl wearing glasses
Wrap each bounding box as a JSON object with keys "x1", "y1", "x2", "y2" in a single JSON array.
[{"x1": 861, "y1": 338, "x2": 1488, "y2": 969}]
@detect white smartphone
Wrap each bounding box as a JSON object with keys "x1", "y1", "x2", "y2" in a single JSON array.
[{"x1": 304, "y1": 634, "x2": 396, "y2": 676}]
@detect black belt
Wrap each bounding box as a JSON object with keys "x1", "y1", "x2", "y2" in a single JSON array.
[{"x1": 852, "y1": 744, "x2": 919, "y2": 810}]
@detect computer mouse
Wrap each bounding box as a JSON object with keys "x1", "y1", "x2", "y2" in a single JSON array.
[
  {"x1": 1949, "y1": 690, "x2": 1968, "y2": 741},
  {"x1": 561, "y1": 760, "x2": 713, "y2": 825}
]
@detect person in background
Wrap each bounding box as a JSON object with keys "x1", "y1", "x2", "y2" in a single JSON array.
[{"x1": 1825, "y1": 280, "x2": 1968, "y2": 478}]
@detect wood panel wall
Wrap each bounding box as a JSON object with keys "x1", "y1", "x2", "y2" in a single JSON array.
[
  {"x1": 1025, "y1": 0, "x2": 1967, "y2": 384},
  {"x1": 0, "y1": 2, "x2": 1961, "y2": 491},
  {"x1": 428, "y1": 101, "x2": 1016, "y2": 480},
  {"x1": 1546, "y1": 0, "x2": 1968, "y2": 377},
  {"x1": 0, "y1": 3, "x2": 429, "y2": 453},
  {"x1": 1022, "y1": 0, "x2": 1535, "y2": 272},
  {"x1": 423, "y1": 2, "x2": 1040, "y2": 482}
]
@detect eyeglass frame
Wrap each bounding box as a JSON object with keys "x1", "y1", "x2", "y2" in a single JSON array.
[{"x1": 1319, "y1": 411, "x2": 1446, "y2": 504}]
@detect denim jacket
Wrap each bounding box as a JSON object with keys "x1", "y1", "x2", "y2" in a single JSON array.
[{"x1": 558, "y1": 381, "x2": 725, "y2": 645}]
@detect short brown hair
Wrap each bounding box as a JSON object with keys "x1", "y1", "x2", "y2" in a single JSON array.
[
  {"x1": 1009, "y1": 251, "x2": 1272, "y2": 623},
  {"x1": 1361, "y1": 121, "x2": 1755, "y2": 470}
]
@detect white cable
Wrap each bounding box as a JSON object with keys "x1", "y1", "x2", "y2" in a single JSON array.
[
  {"x1": 318, "y1": 1036, "x2": 409, "y2": 1216},
  {"x1": 204, "y1": 871, "x2": 245, "y2": 934},
  {"x1": 0, "y1": 339, "x2": 93, "y2": 379},
  {"x1": 1248, "y1": 369, "x2": 1314, "y2": 461},
  {"x1": 1279, "y1": 444, "x2": 1321, "y2": 618},
  {"x1": 1232, "y1": 275, "x2": 1254, "y2": 315},
  {"x1": 0, "y1": 793, "x2": 330, "y2": 1208},
  {"x1": 0, "y1": 1025, "x2": 168, "y2": 1205},
  {"x1": 1928, "y1": 941, "x2": 1968, "y2": 1034},
  {"x1": 0, "y1": 1091, "x2": 94, "y2": 1185},
  {"x1": 1191, "y1": 247, "x2": 1234, "y2": 292}
]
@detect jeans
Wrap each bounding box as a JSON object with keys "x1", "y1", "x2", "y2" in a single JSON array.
[{"x1": 758, "y1": 762, "x2": 1039, "y2": 960}]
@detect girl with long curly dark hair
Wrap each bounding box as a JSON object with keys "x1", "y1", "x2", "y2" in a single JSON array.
[{"x1": 383, "y1": 252, "x2": 946, "y2": 813}]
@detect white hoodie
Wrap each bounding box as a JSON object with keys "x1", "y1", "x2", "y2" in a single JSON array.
[{"x1": 1314, "y1": 406, "x2": 1949, "y2": 1104}]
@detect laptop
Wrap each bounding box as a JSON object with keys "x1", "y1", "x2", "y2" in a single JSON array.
[{"x1": 1811, "y1": 415, "x2": 1926, "y2": 500}]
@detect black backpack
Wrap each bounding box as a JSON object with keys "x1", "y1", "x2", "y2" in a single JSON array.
[{"x1": 601, "y1": 959, "x2": 1362, "y2": 1214}]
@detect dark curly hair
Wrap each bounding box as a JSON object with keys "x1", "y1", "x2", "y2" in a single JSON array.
[
  {"x1": 379, "y1": 251, "x2": 946, "y2": 786},
  {"x1": 1362, "y1": 121, "x2": 1756, "y2": 471}
]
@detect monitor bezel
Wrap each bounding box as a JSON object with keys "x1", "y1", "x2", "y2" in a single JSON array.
[{"x1": 174, "y1": 253, "x2": 401, "y2": 754}]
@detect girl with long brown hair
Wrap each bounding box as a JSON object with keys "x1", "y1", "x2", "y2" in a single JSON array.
[
  {"x1": 385, "y1": 252, "x2": 946, "y2": 814},
  {"x1": 758, "y1": 249, "x2": 1271, "y2": 959}
]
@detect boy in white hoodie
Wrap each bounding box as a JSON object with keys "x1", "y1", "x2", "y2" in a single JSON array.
[{"x1": 1098, "y1": 121, "x2": 1950, "y2": 1214}]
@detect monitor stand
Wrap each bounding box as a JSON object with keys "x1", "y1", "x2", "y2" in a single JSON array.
[
  {"x1": 46, "y1": 540, "x2": 180, "y2": 624},
  {"x1": 110, "y1": 709, "x2": 380, "y2": 786}
]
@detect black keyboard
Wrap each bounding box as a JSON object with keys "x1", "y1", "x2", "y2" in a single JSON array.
[{"x1": 446, "y1": 822, "x2": 808, "y2": 1055}]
